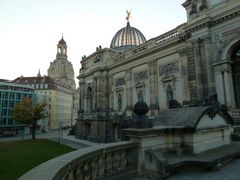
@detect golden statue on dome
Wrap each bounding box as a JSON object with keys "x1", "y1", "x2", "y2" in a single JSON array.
[{"x1": 126, "y1": 10, "x2": 131, "y2": 22}]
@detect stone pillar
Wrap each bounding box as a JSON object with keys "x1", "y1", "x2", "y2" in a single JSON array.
[
  {"x1": 214, "y1": 62, "x2": 235, "y2": 107},
  {"x1": 186, "y1": 46, "x2": 198, "y2": 101},
  {"x1": 224, "y1": 70, "x2": 232, "y2": 106},
  {"x1": 148, "y1": 59, "x2": 159, "y2": 116},
  {"x1": 214, "y1": 66, "x2": 225, "y2": 104},
  {"x1": 126, "y1": 68, "x2": 133, "y2": 117},
  {"x1": 193, "y1": 40, "x2": 204, "y2": 100},
  {"x1": 93, "y1": 77, "x2": 98, "y2": 113},
  {"x1": 79, "y1": 79, "x2": 85, "y2": 118},
  {"x1": 203, "y1": 36, "x2": 215, "y2": 94},
  {"x1": 178, "y1": 47, "x2": 191, "y2": 101},
  {"x1": 228, "y1": 67, "x2": 236, "y2": 108},
  {"x1": 109, "y1": 76, "x2": 114, "y2": 116},
  {"x1": 223, "y1": 63, "x2": 235, "y2": 107},
  {"x1": 94, "y1": 71, "x2": 108, "y2": 116}
]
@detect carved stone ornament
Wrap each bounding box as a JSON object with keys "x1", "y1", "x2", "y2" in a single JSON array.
[
  {"x1": 136, "y1": 87, "x2": 145, "y2": 102},
  {"x1": 117, "y1": 93, "x2": 122, "y2": 111},
  {"x1": 86, "y1": 80, "x2": 94, "y2": 88},
  {"x1": 159, "y1": 62, "x2": 179, "y2": 76},
  {"x1": 134, "y1": 70, "x2": 148, "y2": 83},
  {"x1": 189, "y1": 0, "x2": 197, "y2": 16},
  {"x1": 115, "y1": 77, "x2": 125, "y2": 87},
  {"x1": 199, "y1": 0, "x2": 207, "y2": 11}
]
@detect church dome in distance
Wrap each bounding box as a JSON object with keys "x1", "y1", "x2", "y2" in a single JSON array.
[{"x1": 110, "y1": 11, "x2": 146, "y2": 51}]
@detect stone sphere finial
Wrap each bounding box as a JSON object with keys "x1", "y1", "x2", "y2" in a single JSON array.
[{"x1": 133, "y1": 101, "x2": 149, "y2": 115}]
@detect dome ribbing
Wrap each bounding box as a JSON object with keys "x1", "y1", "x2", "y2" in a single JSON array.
[{"x1": 110, "y1": 22, "x2": 146, "y2": 51}]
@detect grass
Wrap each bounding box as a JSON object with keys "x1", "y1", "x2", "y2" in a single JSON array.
[{"x1": 0, "y1": 139, "x2": 75, "y2": 180}]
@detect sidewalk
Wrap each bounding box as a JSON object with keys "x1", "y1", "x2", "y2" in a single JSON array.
[
  {"x1": 61, "y1": 134, "x2": 97, "y2": 146},
  {"x1": 0, "y1": 129, "x2": 97, "y2": 149}
]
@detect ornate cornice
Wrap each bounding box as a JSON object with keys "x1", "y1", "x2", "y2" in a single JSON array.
[{"x1": 186, "y1": 9, "x2": 240, "y2": 33}]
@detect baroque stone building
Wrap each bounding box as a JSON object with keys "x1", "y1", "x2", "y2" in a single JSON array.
[
  {"x1": 76, "y1": 0, "x2": 240, "y2": 142},
  {"x1": 48, "y1": 37, "x2": 80, "y2": 127},
  {"x1": 48, "y1": 36, "x2": 76, "y2": 90}
]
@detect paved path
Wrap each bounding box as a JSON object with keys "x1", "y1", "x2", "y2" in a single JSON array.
[
  {"x1": 134, "y1": 158, "x2": 240, "y2": 180},
  {"x1": 168, "y1": 158, "x2": 240, "y2": 180},
  {"x1": 49, "y1": 138, "x2": 89, "y2": 149},
  {"x1": 0, "y1": 129, "x2": 96, "y2": 149}
]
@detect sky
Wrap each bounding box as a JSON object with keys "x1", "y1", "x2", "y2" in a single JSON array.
[{"x1": 0, "y1": 0, "x2": 187, "y2": 84}]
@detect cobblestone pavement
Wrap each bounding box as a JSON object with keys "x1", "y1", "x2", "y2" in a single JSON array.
[{"x1": 168, "y1": 158, "x2": 240, "y2": 180}]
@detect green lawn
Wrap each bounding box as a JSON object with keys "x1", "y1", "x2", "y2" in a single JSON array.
[{"x1": 0, "y1": 139, "x2": 75, "y2": 180}]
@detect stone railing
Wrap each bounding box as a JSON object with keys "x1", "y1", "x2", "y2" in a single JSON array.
[
  {"x1": 19, "y1": 141, "x2": 139, "y2": 180},
  {"x1": 155, "y1": 29, "x2": 179, "y2": 44}
]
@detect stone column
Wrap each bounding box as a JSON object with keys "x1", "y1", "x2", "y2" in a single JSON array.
[
  {"x1": 79, "y1": 79, "x2": 85, "y2": 118},
  {"x1": 186, "y1": 45, "x2": 198, "y2": 101},
  {"x1": 214, "y1": 62, "x2": 235, "y2": 107},
  {"x1": 178, "y1": 47, "x2": 191, "y2": 101},
  {"x1": 223, "y1": 63, "x2": 235, "y2": 107},
  {"x1": 193, "y1": 40, "x2": 204, "y2": 100},
  {"x1": 213, "y1": 65, "x2": 225, "y2": 104},
  {"x1": 148, "y1": 59, "x2": 159, "y2": 116},
  {"x1": 93, "y1": 77, "x2": 98, "y2": 113},
  {"x1": 109, "y1": 76, "x2": 114, "y2": 117},
  {"x1": 202, "y1": 36, "x2": 215, "y2": 94},
  {"x1": 228, "y1": 67, "x2": 236, "y2": 108},
  {"x1": 126, "y1": 68, "x2": 133, "y2": 117}
]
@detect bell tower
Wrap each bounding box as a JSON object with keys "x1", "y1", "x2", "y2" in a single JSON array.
[
  {"x1": 57, "y1": 34, "x2": 67, "y2": 58},
  {"x1": 48, "y1": 35, "x2": 76, "y2": 90}
]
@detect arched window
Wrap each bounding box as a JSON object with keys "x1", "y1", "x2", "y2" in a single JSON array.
[{"x1": 58, "y1": 47, "x2": 61, "y2": 53}]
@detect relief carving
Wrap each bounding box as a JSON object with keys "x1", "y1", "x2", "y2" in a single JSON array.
[
  {"x1": 115, "y1": 78, "x2": 125, "y2": 86},
  {"x1": 136, "y1": 87, "x2": 145, "y2": 102},
  {"x1": 117, "y1": 93, "x2": 122, "y2": 111},
  {"x1": 134, "y1": 70, "x2": 148, "y2": 83},
  {"x1": 159, "y1": 62, "x2": 179, "y2": 76},
  {"x1": 199, "y1": 0, "x2": 207, "y2": 11},
  {"x1": 189, "y1": 1, "x2": 197, "y2": 16}
]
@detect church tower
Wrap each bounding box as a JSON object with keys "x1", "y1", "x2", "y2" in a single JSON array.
[
  {"x1": 57, "y1": 36, "x2": 67, "y2": 58},
  {"x1": 48, "y1": 36, "x2": 76, "y2": 90}
]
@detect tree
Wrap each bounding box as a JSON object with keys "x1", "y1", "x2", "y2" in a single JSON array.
[{"x1": 12, "y1": 97, "x2": 46, "y2": 139}]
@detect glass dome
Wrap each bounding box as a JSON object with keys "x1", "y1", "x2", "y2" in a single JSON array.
[{"x1": 110, "y1": 22, "x2": 146, "y2": 51}]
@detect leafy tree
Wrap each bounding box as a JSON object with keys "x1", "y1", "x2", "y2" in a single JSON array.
[{"x1": 12, "y1": 97, "x2": 46, "y2": 139}]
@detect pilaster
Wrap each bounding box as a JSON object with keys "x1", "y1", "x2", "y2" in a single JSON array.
[
  {"x1": 126, "y1": 68, "x2": 133, "y2": 117},
  {"x1": 186, "y1": 45, "x2": 198, "y2": 101},
  {"x1": 148, "y1": 59, "x2": 159, "y2": 116},
  {"x1": 193, "y1": 39, "x2": 205, "y2": 100}
]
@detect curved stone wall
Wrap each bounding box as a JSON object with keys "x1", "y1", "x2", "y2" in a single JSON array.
[{"x1": 19, "y1": 141, "x2": 139, "y2": 180}]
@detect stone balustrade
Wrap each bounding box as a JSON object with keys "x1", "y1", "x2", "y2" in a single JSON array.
[
  {"x1": 19, "y1": 141, "x2": 139, "y2": 180},
  {"x1": 156, "y1": 29, "x2": 179, "y2": 44}
]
